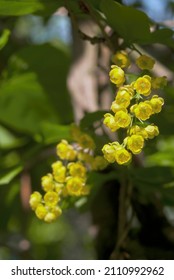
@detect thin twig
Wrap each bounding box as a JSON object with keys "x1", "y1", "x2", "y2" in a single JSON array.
[
  {"x1": 130, "y1": 44, "x2": 142, "y2": 55},
  {"x1": 78, "y1": 29, "x2": 105, "y2": 44},
  {"x1": 80, "y1": 0, "x2": 114, "y2": 51},
  {"x1": 110, "y1": 167, "x2": 127, "y2": 259},
  {"x1": 110, "y1": 168, "x2": 134, "y2": 259},
  {"x1": 115, "y1": 207, "x2": 135, "y2": 250}
]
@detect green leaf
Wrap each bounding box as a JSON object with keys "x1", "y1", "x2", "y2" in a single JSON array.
[
  {"x1": 37, "y1": 0, "x2": 65, "y2": 16},
  {"x1": 0, "y1": 166, "x2": 23, "y2": 185},
  {"x1": 80, "y1": 110, "x2": 107, "y2": 129},
  {"x1": 100, "y1": 0, "x2": 151, "y2": 44},
  {"x1": 147, "y1": 152, "x2": 174, "y2": 168},
  {"x1": 88, "y1": 170, "x2": 118, "y2": 187},
  {"x1": 0, "y1": 125, "x2": 27, "y2": 149},
  {"x1": 0, "y1": 0, "x2": 44, "y2": 16},
  {"x1": 146, "y1": 136, "x2": 174, "y2": 167},
  {"x1": 0, "y1": 72, "x2": 58, "y2": 134},
  {"x1": 5, "y1": 182, "x2": 20, "y2": 205},
  {"x1": 131, "y1": 166, "x2": 174, "y2": 186},
  {"x1": 65, "y1": 0, "x2": 85, "y2": 16},
  {"x1": 0, "y1": 0, "x2": 64, "y2": 16},
  {"x1": 0, "y1": 29, "x2": 10, "y2": 50},
  {"x1": 87, "y1": 170, "x2": 119, "y2": 201},
  {"x1": 149, "y1": 28, "x2": 174, "y2": 47},
  {"x1": 38, "y1": 122, "x2": 71, "y2": 144},
  {"x1": 86, "y1": 0, "x2": 102, "y2": 9},
  {"x1": 0, "y1": 152, "x2": 21, "y2": 169},
  {"x1": 15, "y1": 43, "x2": 73, "y2": 124},
  {"x1": 131, "y1": 166, "x2": 174, "y2": 205}
]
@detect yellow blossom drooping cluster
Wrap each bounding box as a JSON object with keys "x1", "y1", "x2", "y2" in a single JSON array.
[
  {"x1": 102, "y1": 51, "x2": 167, "y2": 165},
  {"x1": 30, "y1": 126, "x2": 108, "y2": 222}
]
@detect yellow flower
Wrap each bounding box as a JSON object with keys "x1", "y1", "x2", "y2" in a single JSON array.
[
  {"x1": 56, "y1": 140, "x2": 77, "y2": 161},
  {"x1": 70, "y1": 124, "x2": 95, "y2": 150},
  {"x1": 102, "y1": 143, "x2": 120, "y2": 163},
  {"x1": 52, "y1": 161, "x2": 66, "y2": 183},
  {"x1": 54, "y1": 182, "x2": 64, "y2": 194},
  {"x1": 68, "y1": 162, "x2": 87, "y2": 178},
  {"x1": 150, "y1": 95, "x2": 164, "y2": 114},
  {"x1": 111, "y1": 101, "x2": 127, "y2": 113},
  {"x1": 112, "y1": 51, "x2": 130, "y2": 68},
  {"x1": 44, "y1": 191, "x2": 59, "y2": 207},
  {"x1": 66, "y1": 177, "x2": 85, "y2": 196},
  {"x1": 78, "y1": 133, "x2": 95, "y2": 150},
  {"x1": 145, "y1": 125, "x2": 159, "y2": 139},
  {"x1": 91, "y1": 156, "x2": 108, "y2": 170},
  {"x1": 134, "y1": 101, "x2": 153, "y2": 121},
  {"x1": 151, "y1": 76, "x2": 167, "y2": 89},
  {"x1": 127, "y1": 135, "x2": 144, "y2": 154},
  {"x1": 41, "y1": 173, "x2": 54, "y2": 192},
  {"x1": 51, "y1": 160, "x2": 62, "y2": 169},
  {"x1": 103, "y1": 113, "x2": 119, "y2": 132},
  {"x1": 115, "y1": 110, "x2": 131, "y2": 128},
  {"x1": 52, "y1": 206, "x2": 62, "y2": 218},
  {"x1": 35, "y1": 204, "x2": 47, "y2": 220},
  {"x1": 29, "y1": 191, "x2": 42, "y2": 210},
  {"x1": 43, "y1": 206, "x2": 62, "y2": 223},
  {"x1": 122, "y1": 85, "x2": 134, "y2": 96},
  {"x1": 109, "y1": 65, "x2": 125, "y2": 87},
  {"x1": 136, "y1": 55, "x2": 155, "y2": 70},
  {"x1": 134, "y1": 75, "x2": 151, "y2": 96},
  {"x1": 115, "y1": 88, "x2": 132, "y2": 108},
  {"x1": 115, "y1": 148, "x2": 132, "y2": 165},
  {"x1": 129, "y1": 125, "x2": 148, "y2": 139},
  {"x1": 44, "y1": 212, "x2": 57, "y2": 223},
  {"x1": 130, "y1": 104, "x2": 138, "y2": 114}
]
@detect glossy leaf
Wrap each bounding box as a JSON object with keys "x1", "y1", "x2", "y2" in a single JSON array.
[
  {"x1": 150, "y1": 28, "x2": 174, "y2": 47},
  {"x1": 80, "y1": 110, "x2": 107, "y2": 129},
  {"x1": 0, "y1": 166, "x2": 23, "y2": 185},
  {"x1": 38, "y1": 122, "x2": 71, "y2": 144},
  {"x1": 0, "y1": 0, "x2": 43, "y2": 16},
  {"x1": 0, "y1": 72, "x2": 58, "y2": 134},
  {"x1": 100, "y1": 0, "x2": 151, "y2": 44},
  {"x1": 15, "y1": 43, "x2": 73, "y2": 124},
  {"x1": 36, "y1": 0, "x2": 65, "y2": 16},
  {"x1": 0, "y1": 0, "x2": 64, "y2": 16},
  {"x1": 131, "y1": 166, "x2": 174, "y2": 186},
  {"x1": 86, "y1": 0, "x2": 102, "y2": 9},
  {"x1": 0, "y1": 125, "x2": 26, "y2": 149}
]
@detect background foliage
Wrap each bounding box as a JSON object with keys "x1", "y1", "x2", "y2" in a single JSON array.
[{"x1": 1, "y1": 0, "x2": 174, "y2": 260}]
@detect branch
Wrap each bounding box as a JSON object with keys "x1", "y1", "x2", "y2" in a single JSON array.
[
  {"x1": 80, "y1": 0, "x2": 114, "y2": 51},
  {"x1": 78, "y1": 29, "x2": 105, "y2": 44},
  {"x1": 110, "y1": 168, "x2": 133, "y2": 259}
]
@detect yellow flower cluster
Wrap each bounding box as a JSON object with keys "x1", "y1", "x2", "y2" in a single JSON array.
[
  {"x1": 30, "y1": 126, "x2": 108, "y2": 222},
  {"x1": 102, "y1": 52, "x2": 166, "y2": 165}
]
